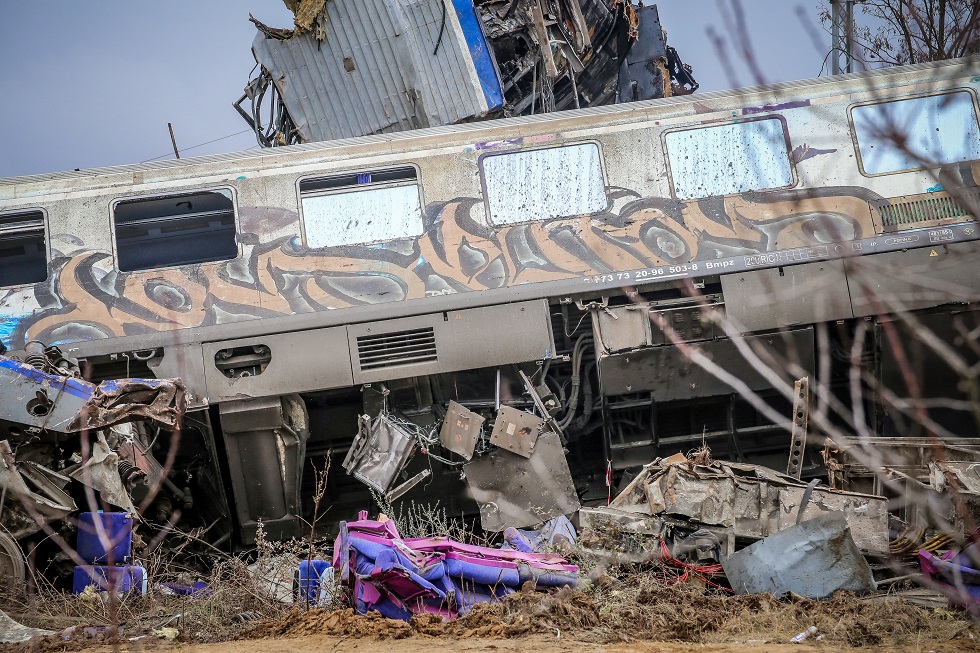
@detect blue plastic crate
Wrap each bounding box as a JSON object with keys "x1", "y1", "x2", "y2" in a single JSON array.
[{"x1": 76, "y1": 512, "x2": 133, "y2": 564}]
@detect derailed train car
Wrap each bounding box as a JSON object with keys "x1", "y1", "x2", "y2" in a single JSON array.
[{"x1": 0, "y1": 58, "x2": 978, "y2": 582}]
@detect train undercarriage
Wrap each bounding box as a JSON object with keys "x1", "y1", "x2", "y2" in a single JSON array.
[{"x1": 4, "y1": 256, "x2": 977, "y2": 590}]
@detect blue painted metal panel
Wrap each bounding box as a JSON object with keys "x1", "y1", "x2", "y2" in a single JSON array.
[
  {"x1": 0, "y1": 357, "x2": 94, "y2": 401},
  {"x1": 452, "y1": 0, "x2": 504, "y2": 111}
]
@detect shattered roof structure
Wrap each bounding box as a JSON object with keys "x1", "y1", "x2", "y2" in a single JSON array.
[
  {"x1": 249, "y1": 0, "x2": 503, "y2": 142},
  {"x1": 237, "y1": 0, "x2": 697, "y2": 146}
]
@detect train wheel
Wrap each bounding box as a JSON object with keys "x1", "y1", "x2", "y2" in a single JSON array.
[{"x1": 0, "y1": 532, "x2": 26, "y2": 592}]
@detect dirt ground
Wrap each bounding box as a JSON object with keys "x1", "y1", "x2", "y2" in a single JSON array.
[
  {"x1": 5, "y1": 570, "x2": 978, "y2": 653},
  {"x1": 21, "y1": 634, "x2": 980, "y2": 653}
]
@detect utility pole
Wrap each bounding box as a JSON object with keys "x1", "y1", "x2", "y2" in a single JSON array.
[
  {"x1": 168, "y1": 122, "x2": 181, "y2": 159},
  {"x1": 830, "y1": 0, "x2": 861, "y2": 74}
]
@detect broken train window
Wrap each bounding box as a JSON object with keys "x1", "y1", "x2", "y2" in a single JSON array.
[
  {"x1": 299, "y1": 167, "x2": 424, "y2": 248},
  {"x1": 850, "y1": 91, "x2": 980, "y2": 176},
  {"x1": 0, "y1": 210, "x2": 47, "y2": 286},
  {"x1": 665, "y1": 117, "x2": 794, "y2": 200},
  {"x1": 113, "y1": 189, "x2": 238, "y2": 272},
  {"x1": 480, "y1": 143, "x2": 608, "y2": 226}
]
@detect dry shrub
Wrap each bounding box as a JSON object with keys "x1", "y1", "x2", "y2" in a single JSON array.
[{"x1": 3, "y1": 523, "x2": 336, "y2": 646}]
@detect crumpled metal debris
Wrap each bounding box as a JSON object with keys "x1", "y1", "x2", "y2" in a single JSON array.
[
  {"x1": 723, "y1": 512, "x2": 877, "y2": 598},
  {"x1": 609, "y1": 453, "x2": 889, "y2": 553},
  {"x1": 0, "y1": 352, "x2": 183, "y2": 435},
  {"x1": 0, "y1": 440, "x2": 76, "y2": 539},
  {"x1": 672, "y1": 529, "x2": 722, "y2": 565},
  {"x1": 463, "y1": 429, "x2": 580, "y2": 531},
  {"x1": 343, "y1": 413, "x2": 416, "y2": 493},
  {"x1": 251, "y1": 0, "x2": 328, "y2": 41},
  {"x1": 68, "y1": 431, "x2": 138, "y2": 514},
  {"x1": 68, "y1": 378, "x2": 185, "y2": 432}
]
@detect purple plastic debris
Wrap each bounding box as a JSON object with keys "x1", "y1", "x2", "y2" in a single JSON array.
[
  {"x1": 333, "y1": 510, "x2": 578, "y2": 621},
  {"x1": 159, "y1": 581, "x2": 211, "y2": 597},
  {"x1": 920, "y1": 538, "x2": 980, "y2": 613}
]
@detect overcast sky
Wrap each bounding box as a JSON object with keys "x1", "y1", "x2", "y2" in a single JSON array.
[{"x1": 0, "y1": 1, "x2": 833, "y2": 179}]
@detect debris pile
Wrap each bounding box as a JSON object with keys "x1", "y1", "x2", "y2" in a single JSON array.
[
  {"x1": 581, "y1": 452, "x2": 890, "y2": 555},
  {"x1": 237, "y1": 1, "x2": 698, "y2": 146},
  {"x1": 333, "y1": 511, "x2": 578, "y2": 620}
]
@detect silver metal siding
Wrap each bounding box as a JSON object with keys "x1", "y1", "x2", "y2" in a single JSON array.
[{"x1": 251, "y1": 0, "x2": 489, "y2": 144}]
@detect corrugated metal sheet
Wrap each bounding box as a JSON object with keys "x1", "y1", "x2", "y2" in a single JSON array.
[{"x1": 253, "y1": 0, "x2": 500, "y2": 143}]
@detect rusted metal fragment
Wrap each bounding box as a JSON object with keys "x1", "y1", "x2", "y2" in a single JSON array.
[
  {"x1": 723, "y1": 512, "x2": 876, "y2": 598},
  {"x1": 68, "y1": 378, "x2": 184, "y2": 432},
  {"x1": 464, "y1": 430, "x2": 580, "y2": 531}
]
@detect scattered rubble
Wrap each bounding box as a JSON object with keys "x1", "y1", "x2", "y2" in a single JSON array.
[{"x1": 2, "y1": 339, "x2": 979, "y2": 648}]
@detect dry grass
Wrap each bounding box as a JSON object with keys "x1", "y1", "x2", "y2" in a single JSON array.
[
  {"x1": 248, "y1": 571, "x2": 977, "y2": 646},
  {"x1": 3, "y1": 523, "x2": 336, "y2": 646},
  {"x1": 4, "y1": 504, "x2": 976, "y2": 649}
]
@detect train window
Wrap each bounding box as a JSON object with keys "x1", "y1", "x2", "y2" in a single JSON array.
[
  {"x1": 851, "y1": 91, "x2": 980, "y2": 175},
  {"x1": 113, "y1": 190, "x2": 238, "y2": 272},
  {"x1": 299, "y1": 167, "x2": 423, "y2": 248},
  {"x1": 481, "y1": 143, "x2": 607, "y2": 225},
  {"x1": 0, "y1": 210, "x2": 47, "y2": 286},
  {"x1": 665, "y1": 117, "x2": 793, "y2": 200}
]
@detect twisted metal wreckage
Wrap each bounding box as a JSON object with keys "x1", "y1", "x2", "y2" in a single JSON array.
[
  {"x1": 0, "y1": 0, "x2": 978, "y2": 610},
  {"x1": 235, "y1": 0, "x2": 698, "y2": 146},
  {"x1": 0, "y1": 342, "x2": 184, "y2": 588}
]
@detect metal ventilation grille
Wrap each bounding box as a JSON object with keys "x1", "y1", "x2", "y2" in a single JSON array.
[
  {"x1": 357, "y1": 327, "x2": 437, "y2": 370},
  {"x1": 873, "y1": 189, "x2": 979, "y2": 231}
]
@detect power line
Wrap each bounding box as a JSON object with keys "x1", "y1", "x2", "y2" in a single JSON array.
[{"x1": 139, "y1": 129, "x2": 253, "y2": 164}]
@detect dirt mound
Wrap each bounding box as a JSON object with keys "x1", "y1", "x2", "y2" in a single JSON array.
[{"x1": 246, "y1": 578, "x2": 976, "y2": 646}]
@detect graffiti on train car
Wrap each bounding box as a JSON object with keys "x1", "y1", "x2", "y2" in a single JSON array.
[{"x1": 0, "y1": 178, "x2": 892, "y2": 349}]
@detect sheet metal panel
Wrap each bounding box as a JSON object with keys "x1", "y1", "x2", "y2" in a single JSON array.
[
  {"x1": 721, "y1": 260, "x2": 854, "y2": 333},
  {"x1": 845, "y1": 239, "x2": 980, "y2": 316},
  {"x1": 463, "y1": 430, "x2": 581, "y2": 531},
  {"x1": 723, "y1": 512, "x2": 877, "y2": 598},
  {"x1": 202, "y1": 327, "x2": 353, "y2": 402},
  {"x1": 252, "y1": 0, "x2": 497, "y2": 143},
  {"x1": 348, "y1": 299, "x2": 554, "y2": 384},
  {"x1": 598, "y1": 328, "x2": 815, "y2": 399}
]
